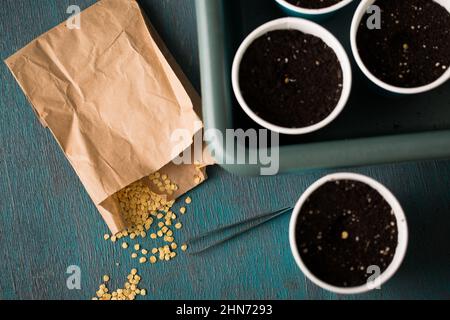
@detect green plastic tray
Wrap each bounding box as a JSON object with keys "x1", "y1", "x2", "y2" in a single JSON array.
[{"x1": 195, "y1": 0, "x2": 450, "y2": 175}]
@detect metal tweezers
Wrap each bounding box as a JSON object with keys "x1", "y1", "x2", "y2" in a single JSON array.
[{"x1": 185, "y1": 207, "x2": 293, "y2": 254}]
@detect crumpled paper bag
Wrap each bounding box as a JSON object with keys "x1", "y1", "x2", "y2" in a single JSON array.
[{"x1": 5, "y1": 0, "x2": 213, "y2": 234}]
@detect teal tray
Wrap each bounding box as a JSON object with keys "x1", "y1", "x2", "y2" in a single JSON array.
[{"x1": 195, "y1": 0, "x2": 450, "y2": 175}]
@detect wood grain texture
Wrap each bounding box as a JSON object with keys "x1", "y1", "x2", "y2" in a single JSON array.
[{"x1": 0, "y1": 0, "x2": 449, "y2": 300}]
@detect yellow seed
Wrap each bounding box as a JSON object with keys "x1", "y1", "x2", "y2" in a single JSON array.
[
  {"x1": 150, "y1": 233, "x2": 157, "y2": 239},
  {"x1": 140, "y1": 289, "x2": 147, "y2": 296},
  {"x1": 166, "y1": 230, "x2": 173, "y2": 237},
  {"x1": 164, "y1": 254, "x2": 171, "y2": 261},
  {"x1": 122, "y1": 242, "x2": 129, "y2": 249},
  {"x1": 181, "y1": 244, "x2": 188, "y2": 252},
  {"x1": 103, "y1": 234, "x2": 110, "y2": 241},
  {"x1": 162, "y1": 226, "x2": 168, "y2": 233},
  {"x1": 341, "y1": 231, "x2": 349, "y2": 240},
  {"x1": 158, "y1": 222, "x2": 164, "y2": 228},
  {"x1": 175, "y1": 223, "x2": 182, "y2": 230},
  {"x1": 110, "y1": 235, "x2": 117, "y2": 242},
  {"x1": 179, "y1": 207, "x2": 186, "y2": 214},
  {"x1": 134, "y1": 244, "x2": 140, "y2": 251},
  {"x1": 157, "y1": 230, "x2": 163, "y2": 237},
  {"x1": 149, "y1": 256, "x2": 157, "y2": 264},
  {"x1": 130, "y1": 233, "x2": 136, "y2": 240},
  {"x1": 171, "y1": 243, "x2": 178, "y2": 250},
  {"x1": 131, "y1": 268, "x2": 138, "y2": 275},
  {"x1": 152, "y1": 248, "x2": 158, "y2": 254},
  {"x1": 141, "y1": 249, "x2": 148, "y2": 255},
  {"x1": 139, "y1": 257, "x2": 147, "y2": 264},
  {"x1": 185, "y1": 197, "x2": 192, "y2": 204},
  {"x1": 131, "y1": 253, "x2": 138, "y2": 259},
  {"x1": 103, "y1": 275, "x2": 110, "y2": 282}
]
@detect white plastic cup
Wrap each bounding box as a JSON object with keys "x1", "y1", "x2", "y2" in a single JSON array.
[
  {"x1": 274, "y1": 0, "x2": 354, "y2": 20},
  {"x1": 289, "y1": 172, "x2": 408, "y2": 295},
  {"x1": 232, "y1": 18, "x2": 352, "y2": 135},
  {"x1": 350, "y1": 0, "x2": 450, "y2": 95}
]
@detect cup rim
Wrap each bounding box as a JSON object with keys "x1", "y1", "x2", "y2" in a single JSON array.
[
  {"x1": 350, "y1": 0, "x2": 450, "y2": 95},
  {"x1": 231, "y1": 17, "x2": 352, "y2": 135},
  {"x1": 289, "y1": 172, "x2": 409, "y2": 295},
  {"x1": 275, "y1": 0, "x2": 354, "y2": 15}
]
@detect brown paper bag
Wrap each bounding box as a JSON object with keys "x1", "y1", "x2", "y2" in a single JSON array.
[{"x1": 5, "y1": 0, "x2": 213, "y2": 234}]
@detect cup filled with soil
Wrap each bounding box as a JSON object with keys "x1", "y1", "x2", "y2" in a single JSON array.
[
  {"x1": 232, "y1": 18, "x2": 352, "y2": 135},
  {"x1": 289, "y1": 173, "x2": 408, "y2": 294},
  {"x1": 275, "y1": 0, "x2": 354, "y2": 19},
  {"x1": 351, "y1": 0, "x2": 450, "y2": 94}
]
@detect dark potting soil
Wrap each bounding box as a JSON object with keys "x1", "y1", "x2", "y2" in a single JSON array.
[
  {"x1": 286, "y1": 0, "x2": 343, "y2": 9},
  {"x1": 239, "y1": 30, "x2": 343, "y2": 129},
  {"x1": 296, "y1": 180, "x2": 398, "y2": 287},
  {"x1": 357, "y1": 0, "x2": 450, "y2": 88}
]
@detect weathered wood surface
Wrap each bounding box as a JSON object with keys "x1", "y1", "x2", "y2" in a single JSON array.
[{"x1": 0, "y1": 0, "x2": 449, "y2": 300}]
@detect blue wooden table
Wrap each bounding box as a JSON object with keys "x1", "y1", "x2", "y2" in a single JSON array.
[{"x1": 1, "y1": 0, "x2": 449, "y2": 300}]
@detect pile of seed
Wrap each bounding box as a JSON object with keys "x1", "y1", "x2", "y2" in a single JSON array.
[
  {"x1": 93, "y1": 171, "x2": 194, "y2": 299},
  {"x1": 104, "y1": 172, "x2": 191, "y2": 264},
  {"x1": 92, "y1": 269, "x2": 146, "y2": 300}
]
